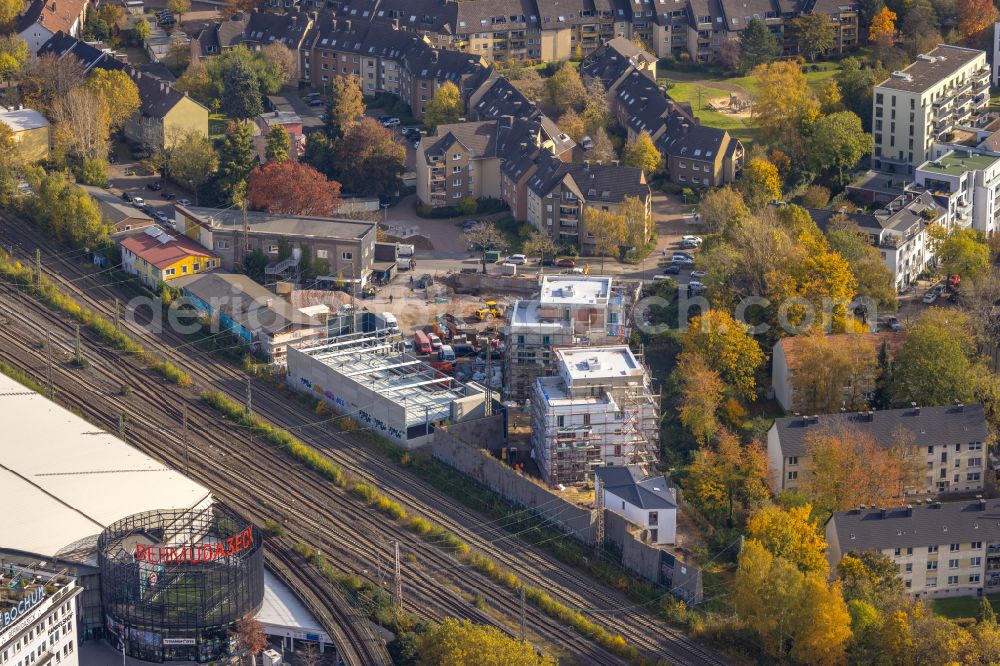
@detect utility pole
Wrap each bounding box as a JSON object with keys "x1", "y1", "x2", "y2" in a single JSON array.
[
  {"x1": 114, "y1": 298, "x2": 120, "y2": 333},
  {"x1": 45, "y1": 331, "x2": 52, "y2": 399},
  {"x1": 519, "y1": 586, "x2": 526, "y2": 642},
  {"x1": 246, "y1": 378, "x2": 252, "y2": 418},
  {"x1": 73, "y1": 325, "x2": 82, "y2": 365},
  {"x1": 594, "y1": 476, "x2": 605, "y2": 554},
  {"x1": 182, "y1": 405, "x2": 189, "y2": 474},
  {"x1": 118, "y1": 413, "x2": 126, "y2": 443},
  {"x1": 34, "y1": 249, "x2": 40, "y2": 288},
  {"x1": 393, "y1": 541, "x2": 402, "y2": 612}
]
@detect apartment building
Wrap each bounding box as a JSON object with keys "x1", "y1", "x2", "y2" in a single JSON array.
[
  {"x1": 526, "y1": 155, "x2": 652, "y2": 253},
  {"x1": 504, "y1": 275, "x2": 633, "y2": 400},
  {"x1": 0, "y1": 561, "x2": 82, "y2": 666},
  {"x1": 767, "y1": 404, "x2": 989, "y2": 497},
  {"x1": 872, "y1": 45, "x2": 991, "y2": 175},
  {"x1": 914, "y1": 149, "x2": 1000, "y2": 235},
  {"x1": 595, "y1": 465, "x2": 677, "y2": 545},
  {"x1": 770, "y1": 331, "x2": 905, "y2": 414},
  {"x1": 531, "y1": 346, "x2": 659, "y2": 485},
  {"x1": 826, "y1": 499, "x2": 1000, "y2": 598},
  {"x1": 807, "y1": 190, "x2": 944, "y2": 292}
]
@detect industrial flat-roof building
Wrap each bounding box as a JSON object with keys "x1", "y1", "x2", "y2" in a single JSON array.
[
  {"x1": 531, "y1": 346, "x2": 659, "y2": 486},
  {"x1": 286, "y1": 334, "x2": 488, "y2": 448}
]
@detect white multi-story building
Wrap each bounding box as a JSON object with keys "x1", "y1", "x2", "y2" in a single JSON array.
[
  {"x1": 872, "y1": 45, "x2": 991, "y2": 175},
  {"x1": 0, "y1": 563, "x2": 82, "y2": 666},
  {"x1": 531, "y1": 346, "x2": 658, "y2": 486},
  {"x1": 594, "y1": 465, "x2": 677, "y2": 545},
  {"x1": 504, "y1": 275, "x2": 634, "y2": 401},
  {"x1": 914, "y1": 149, "x2": 1000, "y2": 235},
  {"x1": 994, "y1": 23, "x2": 1000, "y2": 86}
]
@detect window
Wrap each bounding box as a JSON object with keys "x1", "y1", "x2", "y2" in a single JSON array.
[
  {"x1": 650, "y1": 528, "x2": 658, "y2": 542},
  {"x1": 973, "y1": 557, "x2": 982, "y2": 566},
  {"x1": 316, "y1": 249, "x2": 328, "y2": 259},
  {"x1": 217, "y1": 240, "x2": 230, "y2": 250},
  {"x1": 973, "y1": 542, "x2": 983, "y2": 549},
  {"x1": 906, "y1": 547, "x2": 913, "y2": 555},
  {"x1": 948, "y1": 575, "x2": 959, "y2": 585},
  {"x1": 649, "y1": 511, "x2": 658, "y2": 525},
  {"x1": 165, "y1": 268, "x2": 176, "y2": 276},
  {"x1": 557, "y1": 415, "x2": 565, "y2": 427},
  {"x1": 342, "y1": 251, "x2": 353, "y2": 261},
  {"x1": 969, "y1": 472, "x2": 982, "y2": 481},
  {"x1": 905, "y1": 563, "x2": 912, "y2": 573},
  {"x1": 971, "y1": 574, "x2": 982, "y2": 583},
  {"x1": 787, "y1": 456, "x2": 799, "y2": 465},
  {"x1": 894, "y1": 547, "x2": 901, "y2": 556},
  {"x1": 787, "y1": 471, "x2": 798, "y2": 480},
  {"x1": 928, "y1": 445, "x2": 934, "y2": 454},
  {"x1": 970, "y1": 441, "x2": 983, "y2": 450},
  {"x1": 929, "y1": 545, "x2": 938, "y2": 553},
  {"x1": 970, "y1": 458, "x2": 983, "y2": 467},
  {"x1": 949, "y1": 559, "x2": 959, "y2": 568},
  {"x1": 927, "y1": 561, "x2": 938, "y2": 570},
  {"x1": 956, "y1": 442, "x2": 962, "y2": 452},
  {"x1": 193, "y1": 262, "x2": 200, "y2": 271},
  {"x1": 927, "y1": 577, "x2": 937, "y2": 587},
  {"x1": 267, "y1": 244, "x2": 279, "y2": 254},
  {"x1": 951, "y1": 543, "x2": 961, "y2": 551}
]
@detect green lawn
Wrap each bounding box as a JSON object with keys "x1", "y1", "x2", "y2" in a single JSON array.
[
  {"x1": 208, "y1": 114, "x2": 229, "y2": 140},
  {"x1": 929, "y1": 594, "x2": 1000, "y2": 619}
]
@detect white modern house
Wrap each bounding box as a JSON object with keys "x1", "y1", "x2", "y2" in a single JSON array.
[
  {"x1": 594, "y1": 465, "x2": 676, "y2": 545},
  {"x1": 914, "y1": 149, "x2": 1000, "y2": 235}
]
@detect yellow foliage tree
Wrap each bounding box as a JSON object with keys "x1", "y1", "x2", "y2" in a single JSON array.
[
  {"x1": 416, "y1": 618, "x2": 557, "y2": 666},
  {"x1": 676, "y1": 351, "x2": 725, "y2": 446},
  {"x1": 685, "y1": 428, "x2": 769, "y2": 526},
  {"x1": 790, "y1": 577, "x2": 853, "y2": 665},
  {"x1": 87, "y1": 69, "x2": 141, "y2": 131},
  {"x1": 738, "y1": 157, "x2": 782, "y2": 211},
  {"x1": 682, "y1": 310, "x2": 766, "y2": 400},
  {"x1": 869, "y1": 7, "x2": 897, "y2": 48},
  {"x1": 750, "y1": 61, "x2": 819, "y2": 157},
  {"x1": 746, "y1": 504, "x2": 828, "y2": 574},
  {"x1": 622, "y1": 130, "x2": 661, "y2": 175}
]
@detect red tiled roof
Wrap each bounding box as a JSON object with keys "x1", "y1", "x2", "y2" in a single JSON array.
[{"x1": 120, "y1": 227, "x2": 217, "y2": 270}]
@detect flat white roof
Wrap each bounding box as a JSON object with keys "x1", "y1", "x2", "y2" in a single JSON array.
[
  {"x1": 0, "y1": 108, "x2": 49, "y2": 132},
  {"x1": 0, "y1": 374, "x2": 212, "y2": 559},
  {"x1": 557, "y1": 346, "x2": 642, "y2": 382},
  {"x1": 257, "y1": 569, "x2": 331, "y2": 642},
  {"x1": 539, "y1": 275, "x2": 612, "y2": 306},
  {"x1": 507, "y1": 299, "x2": 572, "y2": 330}
]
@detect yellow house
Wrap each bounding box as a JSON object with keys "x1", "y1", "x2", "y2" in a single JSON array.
[
  {"x1": 123, "y1": 70, "x2": 210, "y2": 150},
  {"x1": 119, "y1": 226, "x2": 220, "y2": 289},
  {"x1": 0, "y1": 107, "x2": 50, "y2": 162}
]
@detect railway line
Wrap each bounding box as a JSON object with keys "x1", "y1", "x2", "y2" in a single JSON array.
[{"x1": 0, "y1": 212, "x2": 731, "y2": 666}]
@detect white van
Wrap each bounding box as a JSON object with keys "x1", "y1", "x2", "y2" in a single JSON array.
[
  {"x1": 382, "y1": 312, "x2": 400, "y2": 333},
  {"x1": 438, "y1": 345, "x2": 456, "y2": 362},
  {"x1": 396, "y1": 243, "x2": 415, "y2": 257}
]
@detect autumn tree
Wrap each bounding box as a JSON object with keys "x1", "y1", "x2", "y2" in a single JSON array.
[
  {"x1": 521, "y1": 231, "x2": 557, "y2": 261},
  {"x1": 790, "y1": 333, "x2": 876, "y2": 414},
  {"x1": 545, "y1": 61, "x2": 586, "y2": 111},
  {"x1": 682, "y1": 310, "x2": 765, "y2": 400},
  {"x1": 801, "y1": 424, "x2": 918, "y2": 515},
  {"x1": 676, "y1": 352, "x2": 724, "y2": 446},
  {"x1": 890, "y1": 308, "x2": 982, "y2": 406},
  {"x1": 747, "y1": 504, "x2": 828, "y2": 574},
  {"x1": 416, "y1": 618, "x2": 556, "y2": 666},
  {"x1": 620, "y1": 195, "x2": 650, "y2": 246},
  {"x1": 685, "y1": 428, "x2": 769, "y2": 525},
  {"x1": 737, "y1": 157, "x2": 781, "y2": 211},
  {"x1": 424, "y1": 81, "x2": 462, "y2": 131},
  {"x1": 87, "y1": 69, "x2": 141, "y2": 131},
  {"x1": 265, "y1": 126, "x2": 290, "y2": 163},
  {"x1": 808, "y1": 110, "x2": 873, "y2": 179},
  {"x1": 622, "y1": 131, "x2": 661, "y2": 175},
  {"x1": 0, "y1": 0, "x2": 23, "y2": 30},
  {"x1": 332, "y1": 117, "x2": 406, "y2": 196},
  {"x1": 51, "y1": 87, "x2": 109, "y2": 162},
  {"x1": 751, "y1": 61, "x2": 819, "y2": 157},
  {"x1": 581, "y1": 77, "x2": 610, "y2": 135},
  {"x1": 248, "y1": 161, "x2": 342, "y2": 217},
  {"x1": 222, "y1": 58, "x2": 263, "y2": 121},
  {"x1": 584, "y1": 207, "x2": 627, "y2": 269},
  {"x1": 558, "y1": 108, "x2": 585, "y2": 143},
  {"x1": 262, "y1": 42, "x2": 296, "y2": 86},
  {"x1": 932, "y1": 226, "x2": 992, "y2": 282},
  {"x1": 132, "y1": 16, "x2": 152, "y2": 43},
  {"x1": 826, "y1": 219, "x2": 897, "y2": 308},
  {"x1": 788, "y1": 12, "x2": 836, "y2": 60},
  {"x1": 869, "y1": 6, "x2": 897, "y2": 48},
  {"x1": 175, "y1": 56, "x2": 213, "y2": 103},
  {"x1": 167, "y1": 0, "x2": 190, "y2": 21},
  {"x1": 22, "y1": 170, "x2": 109, "y2": 249},
  {"x1": 739, "y1": 18, "x2": 780, "y2": 73},
  {"x1": 0, "y1": 35, "x2": 29, "y2": 83},
  {"x1": 165, "y1": 129, "x2": 218, "y2": 205},
  {"x1": 958, "y1": 0, "x2": 998, "y2": 40},
  {"x1": 799, "y1": 184, "x2": 830, "y2": 208},
  {"x1": 323, "y1": 74, "x2": 365, "y2": 139},
  {"x1": 589, "y1": 127, "x2": 615, "y2": 164},
  {"x1": 817, "y1": 79, "x2": 843, "y2": 115},
  {"x1": 699, "y1": 186, "x2": 749, "y2": 234},
  {"x1": 235, "y1": 615, "x2": 267, "y2": 664}
]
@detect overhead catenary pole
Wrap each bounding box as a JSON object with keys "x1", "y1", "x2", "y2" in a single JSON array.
[
  {"x1": 114, "y1": 298, "x2": 120, "y2": 333},
  {"x1": 594, "y1": 476, "x2": 604, "y2": 554},
  {"x1": 34, "y1": 249, "x2": 41, "y2": 288},
  {"x1": 519, "y1": 585, "x2": 526, "y2": 642},
  {"x1": 74, "y1": 325, "x2": 82, "y2": 365},
  {"x1": 182, "y1": 405, "x2": 189, "y2": 474},
  {"x1": 45, "y1": 331, "x2": 52, "y2": 399},
  {"x1": 246, "y1": 377, "x2": 252, "y2": 418},
  {"x1": 393, "y1": 540, "x2": 402, "y2": 612},
  {"x1": 118, "y1": 413, "x2": 126, "y2": 443}
]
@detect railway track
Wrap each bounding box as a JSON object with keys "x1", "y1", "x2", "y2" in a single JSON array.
[{"x1": 0, "y1": 212, "x2": 731, "y2": 666}]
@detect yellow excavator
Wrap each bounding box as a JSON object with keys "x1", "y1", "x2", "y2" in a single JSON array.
[{"x1": 475, "y1": 301, "x2": 503, "y2": 321}]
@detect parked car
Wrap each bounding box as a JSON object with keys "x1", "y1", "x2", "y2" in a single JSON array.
[
  {"x1": 177, "y1": 198, "x2": 191, "y2": 206},
  {"x1": 679, "y1": 239, "x2": 700, "y2": 249},
  {"x1": 663, "y1": 265, "x2": 681, "y2": 275},
  {"x1": 461, "y1": 219, "x2": 479, "y2": 231},
  {"x1": 438, "y1": 345, "x2": 456, "y2": 362},
  {"x1": 416, "y1": 273, "x2": 433, "y2": 289},
  {"x1": 581, "y1": 135, "x2": 594, "y2": 150},
  {"x1": 672, "y1": 254, "x2": 694, "y2": 266},
  {"x1": 690, "y1": 270, "x2": 707, "y2": 278},
  {"x1": 886, "y1": 316, "x2": 903, "y2": 331},
  {"x1": 132, "y1": 196, "x2": 145, "y2": 207},
  {"x1": 382, "y1": 117, "x2": 401, "y2": 127},
  {"x1": 377, "y1": 115, "x2": 392, "y2": 123},
  {"x1": 308, "y1": 98, "x2": 324, "y2": 106},
  {"x1": 556, "y1": 258, "x2": 577, "y2": 268},
  {"x1": 506, "y1": 254, "x2": 527, "y2": 265},
  {"x1": 452, "y1": 343, "x2": 477, "y2": 358},
  {"x1": 427, "y1": 332, "x2": 443, "y2": 351},
  {"x1": 121, "y1": 192, "x2": 133, "y2": 202},
  {"x1": 688, "y1": 280, "x2": 705, "y2": 293},
  {"x1": 147, "y1": 182, "x2": 162, "y2": 191},
  {"x1": 162, "y1": 192, "x2": 176, "y2": 200},
  {"x1": 922, "y1": 290, "x2": 938, "y2": 304},
  {"x1": 681, "y1": 235, "x2": 703, "y2": 245}
]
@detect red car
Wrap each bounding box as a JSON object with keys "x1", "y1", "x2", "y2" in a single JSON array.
[{"x1": 555, "y1": 258, "x2": 577, "y2": 268}]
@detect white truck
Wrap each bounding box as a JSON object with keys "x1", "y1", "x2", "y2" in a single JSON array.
[{"x1": 396, "y1": 243, "x2": 415, "y2": 257}]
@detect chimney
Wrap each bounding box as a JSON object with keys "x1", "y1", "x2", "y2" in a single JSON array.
[
  {"x1": 392, "y1": 17, "x2": 400, "y2": 30},
  {"x1": 330, "y1": 18, "x2": 337, "y2": 30},
  {"x1": 49, "y1": 0, "x2": 55, "y2": 11},
  {"x1": 344, "y1": 19, "x2": 351, "y2": 30},
  {"x1": 432, "y1": 50, "x2": 439, "y2": 63},
  {"x1": 980, "y1": 498, "x2": 987, "y2": 510},
  {"x1": 906, "y1": 504, "x2": 913, "y2": 516},
  {"x1": 499, "y1": 114, "x2": 513, "y2": 128},
  {"x1": 911, "y1": 401, "x2": 920, "y2": 414}
]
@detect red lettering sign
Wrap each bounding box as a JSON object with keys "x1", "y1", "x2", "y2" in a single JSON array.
[{"x1": 132, "y1": 526, "x2": 255, "y2": 564}]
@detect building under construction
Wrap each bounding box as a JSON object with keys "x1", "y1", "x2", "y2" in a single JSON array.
[
  {"x1": 531, "y1": 346, "x2": 659, "y2": 486},
  {"x1": 504, "y1": 275, "x2": 637, "y2": 402}
]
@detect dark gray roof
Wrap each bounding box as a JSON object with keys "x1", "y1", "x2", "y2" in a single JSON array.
[
  {"x1": 310, "y1": 19, "x2": 422, "y2": 60},
  {"x1": 37, "y1": 31, "x2": 119, "y2": 71},
  {"x1": 528, "y1": 153, "x2": 649, "y2": 202},
  {"x1": 243, "y1": 9, "x2": 312, "y2": 48},
  {"x1": 473, "y1": 76, "x2": 540, "y2": 121},
  {"x1": 828, "y1": 499, "x2": 1000, "y2": 552},
  {"x1": 580, "y1": 37, "x2": 656, "y2": 89},
  {"x1": 614, "y1": 70, "x2": 676, "y2": 136},
  {"x1": 716, "y1": 0, "x2": 781, "y2": 32},
  {"x1": 877, "y1": 45, "x2": 987, "y2": 93},
  {"x1": 217, "y1": 13, "x2": 250, "y2": 48},
  {"x1": 424, "y1": 120, "x2": 500, "y2": 161},
  {"x1": 772, "y1": 404, "x2": 988, "y2": 458},
  {"x1": 594, "y1": 466, "x2": 677, "y2": 510},
  {"x1": 453, "y1": 0, "x2": 538, "y2": 35},
  {"x1": 807, "y1": 191, "x2": 942, "y2": 236}
]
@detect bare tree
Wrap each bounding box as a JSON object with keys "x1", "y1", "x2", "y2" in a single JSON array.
[
  {"x1": 51, "y1": 87, "x2": 109, "y2": 162},
  {"x1": 20, "y1": 52, "x2": 86, "y2": 115},
  {"x1": 521, "y1": 231, "x2": 556, "y2": 262},
  {"x1": 297, "y1": 642, "x2": 323, "y2": 666},
  {"x1": 235, "y1": 614, "x2": 268, "y2": 665},
  {"x1": 262, "y1": 42, "x2": 297, "y2": 85},
  {"x1": 461, "y1": 222, "x2": 507, "y2": 274}
]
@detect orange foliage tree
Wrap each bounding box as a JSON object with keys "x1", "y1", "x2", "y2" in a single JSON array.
[
  {"x1": 868, "y1": 7, "x2": 897, "y2": 48},
  {"x1": 958, "y1": 0, "x2": 999, "y2": 40},
  {"x1": 247, "y1": 160, "x2": 342, "y2": 217}
]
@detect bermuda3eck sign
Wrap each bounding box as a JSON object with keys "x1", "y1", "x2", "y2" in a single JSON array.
[{"x1": 134, "y1": 526, "x2": 255, "y2": 564}]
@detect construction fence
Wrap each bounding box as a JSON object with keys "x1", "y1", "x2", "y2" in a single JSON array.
[{"x1": 433, "y1": 418, "x2": 703, "y2": 602}]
